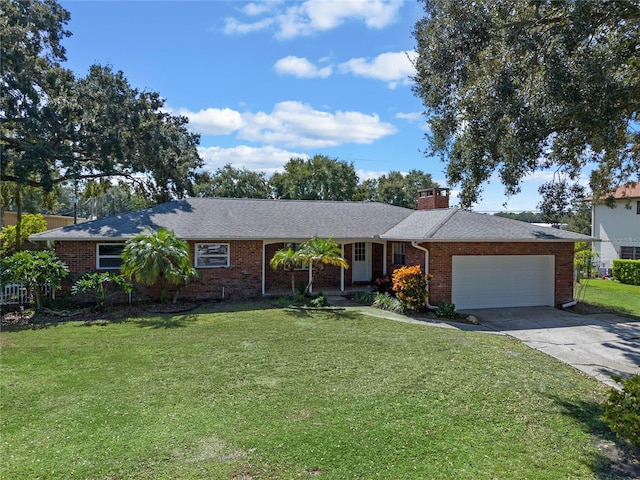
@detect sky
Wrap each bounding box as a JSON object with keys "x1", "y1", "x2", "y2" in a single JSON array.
[{"x1": 58, "y1": 0, "x2": 555, "y2": 212}]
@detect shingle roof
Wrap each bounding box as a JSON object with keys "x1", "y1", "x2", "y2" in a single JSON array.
[
  {"x1": 609, "y1": 183, "x2": 640, "y2": 200},
  {"x1": 382, "y1": 209, "x2": 594, "y2": 242},
  {"x1": 29, "y1": 197, "x2": 597, "y2": 243},
  {"x1": 29, "y1": 197, "x2": 414, "y2": 241}
]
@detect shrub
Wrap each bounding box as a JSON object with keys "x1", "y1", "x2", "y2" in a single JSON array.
[
  {"x1": 372, "y1": 275, "x2": 393, "y2": 294},
  {"x1": 602, "y1": 374, "x2": 640, "y2": 448},
  {"x1": 1, "y1": 250, "x2": 68, "y2": 310},
  {"x1": 391, "y1": 265, "x2": 428, "y2": 311},
  {"x1": 71, "y1": 272, "x2": 133, "y2": 310},
  {"x1": 351, "y1": 290, "x2": 375, "y2": 305},
  {"x1": 435, "y1": 301, "x2": 456, "y2": 319},
  {"x1": 310, "y1": 294, "x2": 328, "y2": 308},
  {"x1": 612, "y1": 259, "x2": 640, "y2": 286},
  {"x1": 121, "y1": 228, "x2": 198, "y2": 303},
  {"x1": 0, "y1": 213, "x2": 47, "y2": 256},
  {"x1": 373, "y1": 292, "x2": 404, "y2": 313}
]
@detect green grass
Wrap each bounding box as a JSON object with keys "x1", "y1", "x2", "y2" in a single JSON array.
[
  {"x1": 0, "y1": 307, "x2": 625, "y2": 479},
  {"x1": 576, "y1": 278, "x2": 640, "y2": 316}
]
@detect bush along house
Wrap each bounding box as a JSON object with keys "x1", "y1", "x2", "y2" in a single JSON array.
[{"x1": 30, "y1": 189, "x2": 597, "y2": 309}]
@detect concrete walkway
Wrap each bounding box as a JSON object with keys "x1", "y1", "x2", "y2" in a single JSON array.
[{"x1": 328, "y1": 297, "x2": 639, "y2": 389}]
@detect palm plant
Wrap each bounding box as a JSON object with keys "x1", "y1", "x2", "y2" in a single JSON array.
[
  {"x1": 121, "y1": 228, "x2": 198, "y2": 303},
  {"x1": 298, "y1": 236, "x2": 348, "y2": 295},
  {"x1": 269, "y1": 246, "x2": 302, "y2": 295}
]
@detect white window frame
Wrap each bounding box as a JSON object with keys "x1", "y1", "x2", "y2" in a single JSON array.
[
  {"x1": 96, "y1": 243, "x2": 125, "y2": 270},
  {"x1": 393, "y1": 243, "x2": 406, "y2": 265},
  {"x1": 195, "y1": 243, "x2": 230, "y2": 268},
  {"x1": 354, "y1": 242, "x2": 366, "y2": 262}
]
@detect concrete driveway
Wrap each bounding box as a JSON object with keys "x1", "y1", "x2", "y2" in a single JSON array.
[{"x1": 465, "y1": 306, "x2": 640, "y2": 388}]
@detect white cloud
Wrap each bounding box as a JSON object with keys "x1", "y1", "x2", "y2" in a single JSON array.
[
  {"x1": 224, "y1": 17, "x2": 275, "y2": 35},
  {"x1": 396, "y1": 111, "x2": 430, "y2": 132},
  {"x1": 242, "y1": 1, "x2": 283, "y2": 16},
  {"x1": 178, "y1": 101, "x2": 396, "y2": 149},
  {"x1": 177, "y1": 107, "x2": 244, "y2": 135},
  {"x1": 274, "y1": 56, "x2": 332, "y2": 78},
  {"x1": 395, "y1": 112, "x2": 422, "y2": 122},
  {"x1": 239, "y1": 101, "x2": 397, "y2": 148},
  {"x1": 224, "y1": 0, "x2": 403, "y2": 39},
  {"x1": 198, "y1": 145, "x2": 307, "y2": 175},
  {"x1": 339, "y1": 51, "x2": 417, "y2": 88}
]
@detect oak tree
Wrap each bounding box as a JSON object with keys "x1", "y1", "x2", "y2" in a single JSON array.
[{"x1": 412, "y1": 0, "x2": 640, "y2": 212}]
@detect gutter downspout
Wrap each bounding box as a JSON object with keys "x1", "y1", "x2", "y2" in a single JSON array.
[{"x1": 411, "y1": 241, "x2": 438, "y2": 310}]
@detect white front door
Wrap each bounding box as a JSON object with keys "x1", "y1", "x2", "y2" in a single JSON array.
[{"x1": 352, "y1": 242, "x2": 372, "y2": 282}]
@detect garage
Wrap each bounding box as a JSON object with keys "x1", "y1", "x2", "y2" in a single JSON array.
[{"x1": 451, "y1": 255, "x2": 555, "y2": 309}]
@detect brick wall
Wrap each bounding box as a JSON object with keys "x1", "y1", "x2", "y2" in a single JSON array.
[
  {"x1": 423, "y1": 242, "x2": 575, "y2": 306},
  {"x1": 264, "y1": 243, "x2": 344, "y2": 293},
  {"x1": 55, "y1": 239, "x2": 265, "y2": 301}
]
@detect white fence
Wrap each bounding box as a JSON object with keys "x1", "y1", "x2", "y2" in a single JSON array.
[{"x1": 0, "y1": 283, "x2": 53, "y2": 306}]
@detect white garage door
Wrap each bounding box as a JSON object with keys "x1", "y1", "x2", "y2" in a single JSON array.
[{"x1": 452, "y1": 255, "x2": 555, "y2": 309}]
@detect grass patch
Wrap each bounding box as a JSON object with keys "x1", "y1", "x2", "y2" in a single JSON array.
[
  {"x1": 576, "y1": 278, "x2": 640, "y2": 316},
  {"x1": 0, "y1": 308, "x2": 629, "y2": 479}
]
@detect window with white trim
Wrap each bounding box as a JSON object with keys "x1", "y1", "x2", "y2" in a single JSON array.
[
  {"x1": 392, "y1": 243, "x2": 406, "y2": 265},
  {"x1": 620, "y1": 246, "x2": 640, "y2": 260},
  {"x1": 97, "y1": 244, "x2": 125, "y2": 270},
  {"x1": 354, "y1": 242, "x2": 366, "y2": 262},
  {"x1": 195, "y1": 243, "x2": 230, "y2": 268}
]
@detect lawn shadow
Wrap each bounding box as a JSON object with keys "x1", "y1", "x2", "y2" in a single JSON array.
[
  {"x1": 133, "y1": 313, "x2": 199, "y2": 329},
  {"x1": 549, "y1": 394, "x2": 640, "y2": 479}
]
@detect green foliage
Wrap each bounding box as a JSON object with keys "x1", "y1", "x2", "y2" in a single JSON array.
[
  {"x1": 71, "y1": 272, "x2": 133, "y2": 310},
  {"x1": 391, "y1": 265, "x2": 428, "y2": 311},
  {"x1": 372, "y1": 292, "x2": 405, "y2": 313},
  {"x1": 493, "y1": 211, "x2": 545, "y2": 223},
  {"x1": 354, "y1": 170, "x2": 437, "y2": 208},
  {"x1": 271, "y1": 155, "x2": 358, "y2": 201},
  {"x1": 351, "y1": 290, "x2": 375, "y2": 305},
  {"x1": 2, "y1": 1, "x2": 203, "y2": 205},
  {"x1": 412, "y1": 0, "x2": 640, "y2": 214},
  {"x1": 310, "y1": 294, "x2": 328, "y2": 308},
  {"x1": 121, "y1": 228, "x2": 198, "y2": 303},
  {"x1": 574, "y1": 242, "x2": 600, "y2": 281},
  {"x1": 269, "y1": 247, "x2": 303, "y2": 295},
  {"x1": 612, "y1": 260, "x2": 640, "y2": 286},
  {"x1": 435, "y1": 301, "x2": 457, "y2": 320},
  {"x1": 297, "y1": 236, "x2": 349, "y2": 295},
  {"x1": 0, "y1": 250, "x2": 68, "y2": 310},
  {"x1": 194, "y1": 164, "x2": 272, "y2": 199},
  {"x1": 271, "y1": 237, "x2": 348, "y2": 296},
  {"x1": 0, "y1": 213, "x2": 47, "y2": 255},
  {"x1": 603, "y1": 375, "x2": 640, "y2": 448}
]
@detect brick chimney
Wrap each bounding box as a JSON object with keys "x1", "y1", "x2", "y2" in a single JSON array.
[{"x1": 417, "y1": 188, "x2": 450, "y2": 210}]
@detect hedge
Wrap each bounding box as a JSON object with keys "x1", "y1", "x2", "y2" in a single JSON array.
[{"x1": 612, "y1": 259, "x2": 640, "y2": 286}]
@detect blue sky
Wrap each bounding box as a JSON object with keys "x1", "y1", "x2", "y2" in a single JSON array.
[{"x1": 59, "y1": 0, "x2": 552, "y2": 212}]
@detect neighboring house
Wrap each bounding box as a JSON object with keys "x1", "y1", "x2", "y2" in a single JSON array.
[
  {"x1": 30, "y1": 188, "x2": 595, "y2": 310},
  {"x1": 591, "y1": 184, "x2": 640, "y2": 272},
  {"x1": 1, "y1": 211, "x2": 86, "y2": 229}
]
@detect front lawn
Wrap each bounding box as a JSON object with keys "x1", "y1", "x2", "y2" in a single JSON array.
[
  {"x1": 0, "y1": 307, "x2": 632, "y2": 479},
  {"x1": 576, "y1": 278, "x2": 640, "y2": 316}
]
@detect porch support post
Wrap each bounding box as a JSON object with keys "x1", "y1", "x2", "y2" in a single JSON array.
[
  {"x1": 382, "y1": 242, "x2": 387, "y2": 276},
  {"x1": 340, "y1": 243, "x2": 345, "y2": 292},
  {"x1": 261, "y1": 241, "x2": 266, "y2": 295}
]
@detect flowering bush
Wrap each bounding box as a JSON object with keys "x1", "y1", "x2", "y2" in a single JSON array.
[
  {"x1": 391, "y1": 265, "x2": 429, "y2": 311},
  {"x1": 372, "y1": 275, "x2": 393, "y2": 294}
]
